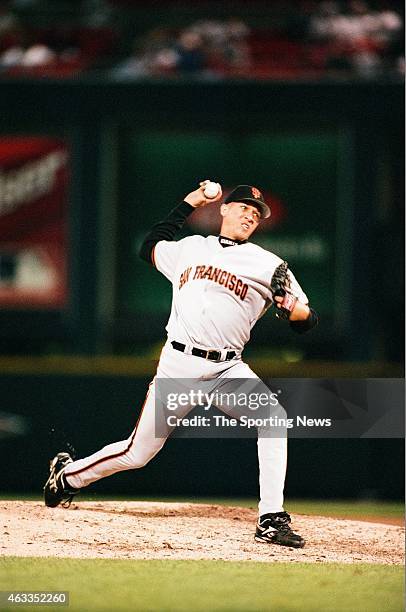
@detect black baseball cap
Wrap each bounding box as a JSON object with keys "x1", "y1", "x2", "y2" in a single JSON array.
[{"x1": 224, "y1": 185, "x2": 271, "y2": 219}]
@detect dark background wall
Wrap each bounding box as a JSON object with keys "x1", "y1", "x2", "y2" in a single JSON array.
[
  {"x1": 0, "y1": 373, "x2": 403, "y2": 499},
  {"x1": 0, "y1": 77, "x2": 403, "y2": 500}
]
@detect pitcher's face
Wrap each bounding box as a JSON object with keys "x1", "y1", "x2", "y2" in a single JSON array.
[{"x1": 220, "y1": 202, "x2": 261, "y2": 241}]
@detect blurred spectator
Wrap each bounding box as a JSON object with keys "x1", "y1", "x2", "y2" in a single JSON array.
[
  {"x1": 0, "y1": 1, "x2": 403, "y2": 80},
  {"x1": 309, "y1": 0, "x2": 403, "y2": 78},
  {"x1": 174, "y1": 29, "x2": 206, "y2": 73},
  {"x1": 309, "y1": 0, "x2": 342, "y2": 40},
  {"x1": 111, "y1": 26, "x2": 176, "y2": 78},
  {"x1": 189, "y1": 17, "x2": 251, "y2": 73},
  {"x1": 222, "y1": 17, "x2": 251, "y2": 71},
  {"x1": 112, "y1": 27, "x2": 206, "y2": 78},
  {"x1": 350, "y1": 42, "x2": 382, "y2": 78},
  {"x1": 21, "y1": 43, "x2": 55, "y2": 66},
  {"x1": 0, "y1": 0, "x2": 119, "y2": 76},
  {"x1": 0, "y1": 42, "x2": 56, "y2": 68},
  {"x1": 112, "y1": 17, "x2": 251, "y2": 80},
  {"x1": 0, "y1": 43, "x2": 22, "y2": 65}
]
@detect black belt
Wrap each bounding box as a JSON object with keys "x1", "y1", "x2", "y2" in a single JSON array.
[{"x1": 171, "y1": 341, "x2": 236, "y2": 362}]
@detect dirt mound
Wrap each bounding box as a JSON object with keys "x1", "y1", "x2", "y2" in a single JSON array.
[{"x1": 1, "y1": 501, "x2": 404, "y2": 564}]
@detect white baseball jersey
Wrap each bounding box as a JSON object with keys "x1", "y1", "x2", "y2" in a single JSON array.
[
  {"x1": 153, "y1": 235, "x2": 308, "y2": 352},
  {"x1": 61, "y1": 206, "x2": 316, "y2": 521}
]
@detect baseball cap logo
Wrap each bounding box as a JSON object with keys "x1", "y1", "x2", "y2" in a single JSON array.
[{"x1": 252, "y1": 187, "x2": 261, "y2": 199}]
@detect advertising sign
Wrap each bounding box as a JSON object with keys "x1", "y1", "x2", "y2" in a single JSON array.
[{"x1": 0, "y1": 137, "x2": 69, "y2": 308}]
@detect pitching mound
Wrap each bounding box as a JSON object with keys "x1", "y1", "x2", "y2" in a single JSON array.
[{"x1": 1, "y1": 501, "x2": 404, "y2": 564}]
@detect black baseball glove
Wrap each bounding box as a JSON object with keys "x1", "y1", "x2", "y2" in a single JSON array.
[{"x1": 270, "y1": 261, "x2": 298, "y2": 320}]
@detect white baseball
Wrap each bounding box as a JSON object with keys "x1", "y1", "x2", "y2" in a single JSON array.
[{"x1": 203, "y1": 181, "x2": 220, "y2": 199}]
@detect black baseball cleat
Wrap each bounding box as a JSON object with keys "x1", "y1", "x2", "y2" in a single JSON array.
[
  {"x1": 43, "y1": 452, "x2": 80, "y2": 508},
  {"x1": 255, "y1": 511, "x2": 305, "y2": 548}
]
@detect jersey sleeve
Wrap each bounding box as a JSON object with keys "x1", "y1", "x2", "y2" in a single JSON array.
[
  {"x1": 265, "y1": 255, "x2": 318, "y2": 332},
  {"x1": 287, "y1": 269, "x2": 308, "y2": 304},
  {"x1": 285, "y1": 268, "x2": 320, "y2": 333},
  {"x1": 139, "y1": 201, "x2": 195, "y2": 264},
  {"x1": 265, "y1": 258, "x2": 308, "y2": 304},
  {"x1": 153, "y1": 234, "x2": 202, "y2": 282},
  {"x1": 152, "y1": 240, "x2": 182, "y2": 282}
]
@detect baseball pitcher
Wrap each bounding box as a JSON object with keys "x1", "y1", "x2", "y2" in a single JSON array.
[{"x1": 44, "y1": 181, "x2": 319, "y2": 548}]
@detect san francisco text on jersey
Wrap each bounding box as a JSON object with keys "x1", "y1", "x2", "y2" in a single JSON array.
[{"x1": 178, "y1": 264, "x2": 249, "y2": 300}]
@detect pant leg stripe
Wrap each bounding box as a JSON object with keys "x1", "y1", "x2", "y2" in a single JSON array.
[{"x1": 66, "y1": 385, "x2": 152, "y2": 477}]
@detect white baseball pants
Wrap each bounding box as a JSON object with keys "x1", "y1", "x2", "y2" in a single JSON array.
[{"x1": 64, "y1": 341, "x2": 288, "y2": 515}]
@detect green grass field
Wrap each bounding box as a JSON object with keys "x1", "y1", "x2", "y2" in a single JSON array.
[{"x1": 1, "y1": 558, "x2": 404, "y2": 612}]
